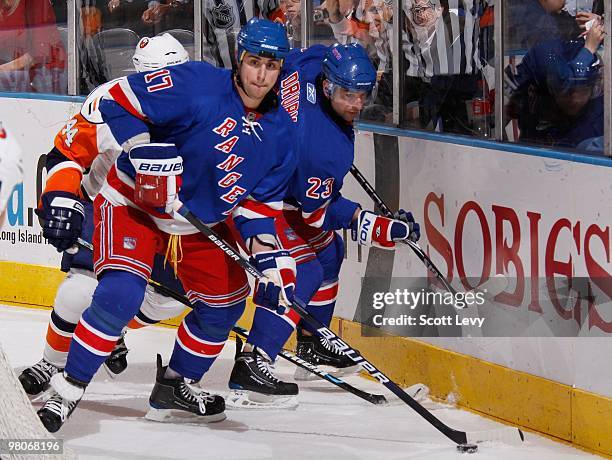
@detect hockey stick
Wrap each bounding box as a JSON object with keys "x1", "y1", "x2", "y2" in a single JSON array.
[
  {"x1": 231, "y1": 325, "x2": 387, "y2": 405},
  {"x1": 173, "y1": 201, "x2": 525, "y2": 447},
  {"x1": 349, "y1": 165, "x2": 508, "y2": 304},
  {"x1": 146, "y1": 277, "x2": 388, "y2": 406},
  {"x1": 76, "y1": 237, "x2": 387, "y2": 405}
]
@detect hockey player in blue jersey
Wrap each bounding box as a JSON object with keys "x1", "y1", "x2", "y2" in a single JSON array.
[
  {"x1": 230, "y1": 43, "x2": 421, "y2": 405},
  {"x1": 36, "y1": 18, "x2": 298, "y2": 432}
]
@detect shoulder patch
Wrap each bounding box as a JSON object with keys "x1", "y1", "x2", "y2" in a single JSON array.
[{"x1": 306, "y1": 83, "x2": 316, "y2": 104}]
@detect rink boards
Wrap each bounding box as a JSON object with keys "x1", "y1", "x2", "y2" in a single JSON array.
[{"x1": 0, "y1": 95, "x2": 611, "y2": 457}]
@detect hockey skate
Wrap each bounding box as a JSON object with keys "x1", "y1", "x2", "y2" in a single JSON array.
[
  {"x1": 18, "y1": 359, "x2": 62, "y2": 396},
  {"x1": 145, "y1": 354, "x2": 226, "y2": 424},
  {"x1": 103, "y1": 334, "x2": 129, "y2": 377},
  {"x1": 294, "y1": 329, "x2": 359, "y2": 381},
  {"x1": 37, "y1": 372, "x2": 86, "y2": 433},
  {"x1": 227, "y1": 337, "x2": 298, "y2": 410}
]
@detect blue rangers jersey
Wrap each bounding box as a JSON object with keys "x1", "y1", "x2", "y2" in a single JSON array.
[
  {"x1": 279, "y1": 45, "x2": 360, "y2": 231},
  {"x1": 98, "y1": 61, "x2": 296, "y2": 240}
]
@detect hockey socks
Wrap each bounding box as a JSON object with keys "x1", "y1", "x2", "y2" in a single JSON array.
[
  {"x1": 64, "y1": 271, "x2": 146, "y2": 383},
  {"x1": 167, "y1": 301, "x2": 244, "y2": 381},
  {"x1": 43, "y1": 310, "x2": 77, "y2": 367}
]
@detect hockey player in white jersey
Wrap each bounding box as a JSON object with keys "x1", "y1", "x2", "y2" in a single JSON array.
[
  {"x1": 18, "y1": 34, "x2": 190, "y2": 397},
  {"x1": 0, "y1": 123, "x2": 23, "y2": 225}
]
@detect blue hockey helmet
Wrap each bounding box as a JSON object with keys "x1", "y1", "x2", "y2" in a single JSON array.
[
  {"x1": 321, "y1": 43, "x2": 377, "y2": 93},
  {"x1": 237, "y1": 18, "x2": 290, "y2": 63}
]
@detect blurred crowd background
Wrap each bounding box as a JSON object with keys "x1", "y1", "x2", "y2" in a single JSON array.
[{"x1": 0, "y1": 0, "x2": 606, "y2": 153}]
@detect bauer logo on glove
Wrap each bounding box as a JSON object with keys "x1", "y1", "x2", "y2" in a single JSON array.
[
  {"x1": 129, "y1": 143, "x2": 182, "y2": 213},
  {"x1": 351, "y1": 209, "x2": 420, "y2": 249}
]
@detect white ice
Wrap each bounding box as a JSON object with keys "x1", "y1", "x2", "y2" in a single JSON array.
[{"x1": 0, "y1": 305, "x2": 599, "y2": 459}]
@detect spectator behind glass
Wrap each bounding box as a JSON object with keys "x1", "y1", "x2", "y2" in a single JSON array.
[
  {"x1": 0, "y1": 0, "x2": 67, "y2": 93},
  {"x1": 507, "y1": 0, "x2": 581, "y2": 51},
  {"x1": 141, "y1": 0, "x2": 194, "y2": 34},
  {"x1": 310, "y1": 0, "x2": 394, "y2": 122},
  {"x1": 507, "y1": 19, "x2": 605, "y2": 151},
  {"x1": 401, "y1": 0, "x2": 488, "y2": 135}
]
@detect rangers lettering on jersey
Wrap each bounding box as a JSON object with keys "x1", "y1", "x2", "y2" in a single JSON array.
[
  {"x1": 280, "y1": 71, "x2": 300, "y2": 122},
  {"x1": 213, "y1": 117, "x2": 238, "y2": 137},
  {"x1": 218, "y1": 171, "x2": 242, "y2": 187},
  {"x1": 214, "y1": 135, "x2": 239, "y2": 153},
  {"x1": 216, "y1": 154, "x2": 244, "y2": 171},
  {"x1": 221, "y1": 185, "x2": 246, "y2": 204}
]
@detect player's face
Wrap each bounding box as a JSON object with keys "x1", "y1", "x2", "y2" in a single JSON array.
[
  {"x1": 239, "y1": 53, "x2": 282, "y2": 102},
  {"x1": 327, "y1": 84, "x2": 370, "y2": 122}
]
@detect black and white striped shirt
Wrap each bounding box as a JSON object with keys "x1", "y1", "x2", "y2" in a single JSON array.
[
  {"x1": 402, "y1": 0, "x2": 486, "y2": 78},
  {"x1": 203, "y1": 0, "x2": 280, "y2": 69}
]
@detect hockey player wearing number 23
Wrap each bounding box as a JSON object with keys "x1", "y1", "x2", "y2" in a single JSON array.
[
  {"x1": 36, "y1": 18, "x2": 298, "y2": 432},
  {"x1": 235, "y1": 43, "x2": 422, "y2": 398}
]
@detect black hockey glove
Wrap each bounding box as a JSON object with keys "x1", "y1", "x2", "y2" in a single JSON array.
[{"x1": 36, "y1": 191, "x2": 85, "y2": 252}]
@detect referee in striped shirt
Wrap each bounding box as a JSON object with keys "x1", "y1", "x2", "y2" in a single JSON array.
[
  {"x1": 203, "y1": 0, "x2": 284, "y2": 68},
  {"x1": 402, "y1": 0, "x2": 488, "y2": 134}
]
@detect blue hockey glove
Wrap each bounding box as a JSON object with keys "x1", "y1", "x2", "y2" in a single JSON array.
[
  {"x1": 351, "y1": 209, "x2": 420, "y2": 249},
  {"x1": 393, "y1": 209, "x2": 420, "y2": 242},
  {"x1": 251, "y1": 250, "x2": 297, "y2": 315},
  {"x1": 36, "y1": 191, "x2": 85, "y2": 252}
]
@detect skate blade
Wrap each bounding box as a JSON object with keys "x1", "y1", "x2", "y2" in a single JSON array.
[
  {"x1": 30, "y1": 387, "x2": 53, "y2": 403},
  {"x1": 225, "y1": 390, "x2": 298, "y2": 410},
  {"x1": 145, "y1": 406, "x2": 227, "y2": 424},
  {"x1": 294, "y1": 364, "x2": 360, "y2": 381}
]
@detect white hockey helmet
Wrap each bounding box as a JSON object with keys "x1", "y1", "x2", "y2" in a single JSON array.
[{"x1": 132, "y1": 33, "x2": 189, "y2": 72}]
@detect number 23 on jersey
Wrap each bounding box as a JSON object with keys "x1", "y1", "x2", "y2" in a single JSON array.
[{"x1": 306, "y1": 177, "x2": 334, "y2": 199}]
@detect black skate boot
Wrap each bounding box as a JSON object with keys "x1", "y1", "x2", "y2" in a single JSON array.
[
  {"x1": 294, "y1": 329, "x2": 359, "y2": 381},
  {"x1": 37, "y1": 373, "x2": 86, "y2": 433},
  {"x1": 18, "y1": 359, "x2": 61, "y2": 396},
  {"x1": 145, "y1": 354, "x2": 226, "y2": 423},
  {"x1": 103, "y1": 334, "x2": 129, "y2": 377},
  {"x1": 227, "y1": 337, "x2": 298, "y2": 409}
]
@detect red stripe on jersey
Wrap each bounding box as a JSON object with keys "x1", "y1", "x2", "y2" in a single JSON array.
[
  {"x1": 239, "y1": 199, "x2": 281, "y2": 218},
  {"x1": 303, "y1": 205, "x2": 327, "y2": 226},
  {"x1": 73, "y1": 321, "x2": 117, "y2": 354},
  {"x1": 177, "y1": 322, "x2": 225, "y2": 356},
  {"x1": 108, "y1": 83, "x2": 146, "y2": 121},
  {"x1": 285, "y1": 308, "x2": 301, "y2": 327},
  {"x1": 312, "y1": 283, "x2": 339, "y2": 303}
]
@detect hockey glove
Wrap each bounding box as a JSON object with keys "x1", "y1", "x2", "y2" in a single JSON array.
[
  {"x1": 393, "y1": 209, "x2": 420, "y2": 242},
  {"x1": 129, "y1": 143, "x2": 183, "y2": 214},
  {"x1": 251, "y1": 250, "x2": 297, "y2": 315},
  {"x1": 351, "y1": 209, "x2": 420, "y2": 250},
  {"x1": 36, "y1": 191, "x2": 85, "y2": 252}
]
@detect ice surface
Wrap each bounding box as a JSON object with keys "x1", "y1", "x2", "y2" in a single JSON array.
[{"x1": 0, "y1": 306, "x2": 598, "y2": 459}]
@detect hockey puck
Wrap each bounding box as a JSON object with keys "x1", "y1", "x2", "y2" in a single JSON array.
[{"x1": 456, "y1": 443, "x2": 478, "y2": 454}]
